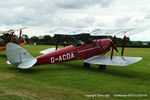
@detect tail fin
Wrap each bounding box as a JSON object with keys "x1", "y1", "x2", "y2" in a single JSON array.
[{"x1": 6, "y1": 43, "x2": 37, "y2": 69}]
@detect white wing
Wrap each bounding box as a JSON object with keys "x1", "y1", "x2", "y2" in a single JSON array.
[
  {"x1": 40, "y1": 47, "x2": 59, "y2": 54},
  {"x1": 84, "y1": 56, "x2": 142, "y2": 66},
  {"x1": 49, "y1": 28, "x2": 145, "y2": 36},
  {"x1": 50, "y1": 29, "x2": 90, "y2": 35},
  {"x1": 90, "y1": 28, "x2": 145, "y2": 36}
]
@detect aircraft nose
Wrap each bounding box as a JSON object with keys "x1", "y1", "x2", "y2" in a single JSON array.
[
  {"x1": 107, "y1": 39, "x2": 112, "y2": 45},
  {"x1": 99, "y1": 39, "x2": 112, "y2": 53}
]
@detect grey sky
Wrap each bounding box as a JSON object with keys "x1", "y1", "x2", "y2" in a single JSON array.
[{"x1": 0, "y1": 0, "x2": 149, "y2": 40}]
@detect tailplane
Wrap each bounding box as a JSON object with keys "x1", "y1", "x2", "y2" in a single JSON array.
[{"x1": 6, "y1": 43, "x2": 37, "y2": 69}]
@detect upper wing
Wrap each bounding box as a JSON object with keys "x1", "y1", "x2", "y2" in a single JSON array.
[
  {"x1": 84, "y1": 55, "x2": 142, "y2": 66},
  {"x1": 49, "y1": 28, "x2": 144, "y2": 36},
  {"x1": 50, "y1": 29, "x2": 90, "y2": 36},
  {"x1": 0, "y1": 27, "x2": 28, "y2": 34},
  {"x1": 90, "y1": 28, "x2": 145, "y2": 36}
]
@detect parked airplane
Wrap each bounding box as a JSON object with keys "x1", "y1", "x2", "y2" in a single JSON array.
[
  {"x1": 6, "y1": 28, "x2": 143, "y2": 70},
  {"x1": 0, "y1": 27, "x2": 28, "y2": 51}
]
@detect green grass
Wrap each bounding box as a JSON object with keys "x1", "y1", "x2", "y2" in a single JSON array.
[{"x1": 0, "y1": 45, "x2": 150, "y2": 100}]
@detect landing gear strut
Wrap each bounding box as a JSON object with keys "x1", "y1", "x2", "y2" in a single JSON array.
[
  {"x1": 98, "y1": 65, "x2": 106, "y2": 71},
  {"x1": 83, "y1": 62, "x2": 90, "y2": 68}
]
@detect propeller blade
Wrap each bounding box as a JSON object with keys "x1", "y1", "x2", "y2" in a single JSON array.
[
  {"x1": 110, "y1": 36, "x2": 118, "y2": 60},
  {"x1": 111, "y1": 42, "x2": 118, "y2": 52}
]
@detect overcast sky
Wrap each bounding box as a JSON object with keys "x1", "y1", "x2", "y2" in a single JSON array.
[{"x1": 0, "y1": 0, "x2": 150, "y2": 41}]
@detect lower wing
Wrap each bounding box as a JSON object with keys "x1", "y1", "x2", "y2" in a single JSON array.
[
  {"x1": 40, "y1": 48, "x2": 59, "y2": 54},
  {"x1": 84, "y1": 56, "x2": 142, "y2": 66}
]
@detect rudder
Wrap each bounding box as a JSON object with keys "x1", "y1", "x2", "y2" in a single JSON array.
[{"x1": 6, "y1": 43, "x2": 37, "y2": 69}]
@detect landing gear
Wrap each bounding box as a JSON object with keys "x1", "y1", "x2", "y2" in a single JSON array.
[
  {"x1": 98, "y1": 65, "x2": 106, "y2": 71},
  {"x1": 83, "y1": 63, "x2": 106, "y2": 71},
  {"x1": 83, "y1": 62, "x2": 90, "y2": 68}
]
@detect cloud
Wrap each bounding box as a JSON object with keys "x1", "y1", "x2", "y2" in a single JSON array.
[
  {"x1": 55, "y1": 0, "x2": 114, "y2": 9},
  {"x1": 0, "y1": 0, "x2": 149, "y2": 40},
  {"x1": 114, "y1": 17, "x2": 132, "y2": 28},
  {"x1": 144, "y1": 13, "x2": 150, "y2": 19}
]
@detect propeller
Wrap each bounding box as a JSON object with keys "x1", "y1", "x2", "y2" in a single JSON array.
[{"x1": 111, "y1": 41, "x2": 118, "y2": 52}]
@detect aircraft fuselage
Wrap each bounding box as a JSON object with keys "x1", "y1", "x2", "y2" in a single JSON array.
[{"x1": 35, "y1": 39, "x2": 112, "y2": 66}]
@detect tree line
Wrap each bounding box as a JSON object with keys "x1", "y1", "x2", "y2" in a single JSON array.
[
  {"x1": 1, "y1": 34, "x2": 150, "y2": 47},
  {"x1": 27, "y1": 34, "x2": 148, "y2": 47}
]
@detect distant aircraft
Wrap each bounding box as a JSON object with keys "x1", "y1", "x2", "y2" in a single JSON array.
[
  {"x1": 6, "y1": 28, "x2": 143, "y2": 70},
  {"x1": 0, "y1": 27, "x2": 28, "y2": 51}
]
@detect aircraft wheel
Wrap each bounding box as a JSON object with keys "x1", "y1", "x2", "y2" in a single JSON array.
[
  {"x1": 103, "y1": 65, "x2": 106, "y2": 70},
  {"x1": 84, "y1": 63, "x2": 90, "y2": 68},
  {"x1": 98, "y1": 65, "x2": 106, "y2": 71}
]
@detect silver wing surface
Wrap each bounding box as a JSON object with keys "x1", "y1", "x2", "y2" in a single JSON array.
[
  {"x1": 50, "y1": 28, "x2": 144, "y2": 36},
  {"x1": 84, "y1": 56, "x2": 142, "y2": 66},
  {"x1": 0, "y1": 27, "x2": 28, "y2": 34},
  {"x1": 90, "y1": 28, "x2": 145, "y2": 36},
  {"x1": 50, "y1": 29, "x2": 90, "y2": 35},
  {"x1": 40, "y1": 48, "x2": 59, "y2": 54}
]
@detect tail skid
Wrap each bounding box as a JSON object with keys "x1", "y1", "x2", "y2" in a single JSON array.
[{"x1": 6, "y1": 43, "x2": 37, "y2": 69}]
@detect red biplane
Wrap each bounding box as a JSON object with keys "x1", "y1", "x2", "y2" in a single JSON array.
[{"x1": 6, "y1": 28, "x2": 143, "y2": 70}]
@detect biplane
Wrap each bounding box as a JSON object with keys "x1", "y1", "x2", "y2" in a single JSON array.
[
  {"x1": 0, "y1": 27, "x2": 28, "y2": 51},
  {"x1": 6, "y1": 28, "x2": 143, "y2": 70}
]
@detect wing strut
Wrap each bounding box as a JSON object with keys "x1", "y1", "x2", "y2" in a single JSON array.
[
  {"x1": 121, "y1": 35, "x2": 126, "y2": 56},
  {"x1": 10, "y1": 32, "x2": 14, "y2": 43},
  {"x1": 56, "y1": 35, "x2": 60, "y2": 50},
  {"x1": 18, "y1": 29, "x2": 22, "y2": 44},
  {"x1": 64, "y1": 35, "x2": 68, "y2": 47},
  {"x1": 110, "y1": 36, "x2": 116, "y2": 60}
]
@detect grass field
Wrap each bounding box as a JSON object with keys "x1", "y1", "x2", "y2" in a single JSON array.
[{"x1": 0, "y1": 45, "x2": 150, "y2": 100}]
